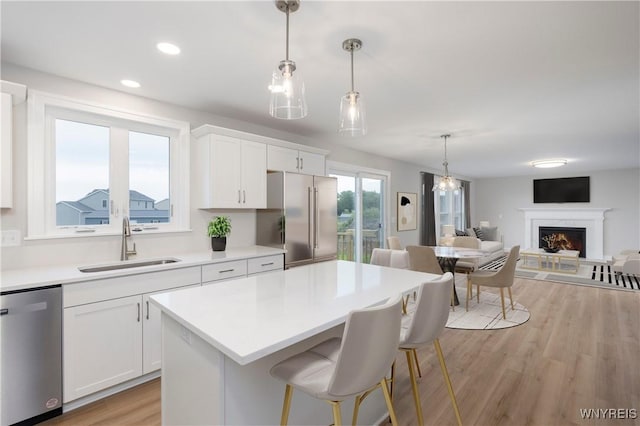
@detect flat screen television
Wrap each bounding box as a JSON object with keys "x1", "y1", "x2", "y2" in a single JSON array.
[{"x1": 533, "y1": 176, "x2": 590, "y2": 203}]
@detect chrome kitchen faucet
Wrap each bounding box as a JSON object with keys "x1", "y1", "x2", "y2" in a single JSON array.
[{"x1": 121, "y1": 217, "x2": 137, "y2": 261}]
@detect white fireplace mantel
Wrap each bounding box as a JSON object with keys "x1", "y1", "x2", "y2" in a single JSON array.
[{"x1": 518, "y1": 208, "x2": 611, "y2": 260}]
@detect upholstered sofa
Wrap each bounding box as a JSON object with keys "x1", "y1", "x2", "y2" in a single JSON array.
[{"x1": 439, "y1": 226, "x2": 504, "y2": 268}]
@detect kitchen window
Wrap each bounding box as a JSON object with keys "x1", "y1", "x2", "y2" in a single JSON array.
[{"x1": 27, "y1": 91, "x2": 190, "y2": 238}]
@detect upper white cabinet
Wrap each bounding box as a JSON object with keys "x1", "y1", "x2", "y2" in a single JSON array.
[
  {"x1": 267, "y1": 145, "x2": 325, "y2": 176},
  {"x1": 196, "y1": 132, "x2": 266, "y2": 209},
  {"x1": 1, "y1": 81, "x2": 27, "y2": 208}
]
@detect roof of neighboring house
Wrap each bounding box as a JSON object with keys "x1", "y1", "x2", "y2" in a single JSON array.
[
  {"x1": 57, "y1": 201, "x2": 94, "y2": 212},
  {"x1": 84, "y1": 209, "x2": 169, "y2": 219},
  {"x1": 129, "y1": 190, "x2": 154, "y2": 202},
  {"x1": 79, "y1": 189, "x2": 156, "y2": 203}
]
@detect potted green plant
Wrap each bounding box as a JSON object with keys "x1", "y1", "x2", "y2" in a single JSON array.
[{"x1": 208, "y1": 216, "x2": 231, "y2": 251}]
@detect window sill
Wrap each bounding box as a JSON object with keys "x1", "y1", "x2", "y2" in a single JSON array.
[{"x1": 24, "y1": 228, "x2": 193, "y2": 241}]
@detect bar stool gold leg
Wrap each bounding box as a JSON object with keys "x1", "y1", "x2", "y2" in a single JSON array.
[
  {"x1": 380, "y1": 378, "x2": 399, "y2": 426},
  {"x1": 405, "y1": 350, "x2": 424, "y2": 425},
  {"x1": 328, "y1": 401, "x2": 342, "y2": 426},
  {"x1": 352, "y1": 394, "x2": 363, "y2": 425},
  {"x1": 412, "y1": 348, "x2": 422, "y2": 378},
  {"x1": 434, "y1": 339, "x2": 462, "y2": 426},
  {"x1": 280, "y1": 384, "x2": 293, "y2": 425}
]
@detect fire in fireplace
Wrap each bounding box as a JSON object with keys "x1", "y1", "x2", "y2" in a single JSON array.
[{"x1": 539, "y1": 226, "x2": 586, "y2": 258}]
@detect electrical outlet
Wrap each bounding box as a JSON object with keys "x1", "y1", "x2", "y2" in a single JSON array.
[
  {"x1": 180, "y1": 325, "x2": 192, "y2": 345},
  {"x1": 1, "y1": 230, "x2": 21, "y2": 247}
]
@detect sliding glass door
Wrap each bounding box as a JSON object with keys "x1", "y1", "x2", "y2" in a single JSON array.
[{"x1": 329, "y1": 165, "x2": 388, "y2": 263}]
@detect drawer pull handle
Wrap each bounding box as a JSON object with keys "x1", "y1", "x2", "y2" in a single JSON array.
[
  {"x1": 0, "y1": 308, "x2": 8, "y2": 316},
  {"x1": 219, "y1": 269, "x2": 235, "y2": 273},
  {"x1": 137, "y1": 303, "x2": 141, "y2": 322},
  {"x1": 261, "y1": 262, "x2": 275, "y2": 266},
  {"x1": 146, "y1": 300, "x2": 150, "y2": 320}
]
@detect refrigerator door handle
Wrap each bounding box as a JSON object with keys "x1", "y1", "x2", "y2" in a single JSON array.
[
  {"x1": 308, "y1": 187, "x2": 312, "y2": 249},
  {"x1": 314, "y1": 187, "x2": 319, "y2": 249}
]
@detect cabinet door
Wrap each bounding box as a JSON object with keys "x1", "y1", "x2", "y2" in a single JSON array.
[
  {"x1": 63, "y1": 295, "x2": 142, "y2": 402},
  {"x1": 241, "y1": 140, "x2": 267, "y2": 208},
  {"x1": 1, "y1": 93, "x2": 12, "y2": 208},
  {"x1": 298, "y1": 151, "x2": 325, "y2": 176},
  {"x1": 142, "y1": 285, "x2": 199, "y2": 374},
  {"x1": 267, "y1": 145, "x2": 299, "y2": 173},
  {"x1": 210, "y1": 136, "x2": 243, "y2": 208}
]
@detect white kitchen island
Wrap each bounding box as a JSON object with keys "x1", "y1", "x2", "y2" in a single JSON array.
[{"x1": 151, "y1": 260, "x2": 440, "y2": 425}]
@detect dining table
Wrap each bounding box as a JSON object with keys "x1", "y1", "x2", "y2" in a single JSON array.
[{"x1": 431, "y1": 246, "x2": 485, "y2": 305}]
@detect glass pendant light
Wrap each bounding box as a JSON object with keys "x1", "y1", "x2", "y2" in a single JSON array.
[
  {"x1": 338, "y1": 38, "x2": 366, "y2": 136},
  {"x1": 268, "y1": 0, "x2": 307, "y2": 119},
  {"x1": 432, "y1": 134, "x2": 461, "y2": 191}
]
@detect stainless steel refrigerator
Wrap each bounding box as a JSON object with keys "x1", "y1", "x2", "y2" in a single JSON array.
[{"x1": 257, "y1": 171, "x2": 337, "y2": 268}]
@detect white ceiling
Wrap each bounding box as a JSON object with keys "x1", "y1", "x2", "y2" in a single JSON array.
[{"x1": 2, "y1": 1, "x2": 638, "y2": 178}]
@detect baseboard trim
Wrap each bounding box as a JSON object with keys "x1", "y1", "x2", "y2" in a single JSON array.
[{"x1": 63, "y1": 371, "x2": 161, "y2": 413}]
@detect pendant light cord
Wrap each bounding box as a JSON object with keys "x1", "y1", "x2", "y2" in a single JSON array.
[
  {"x1": 285, "y1": 4, "x2": 290, "y2": 61},
  {"x1": 350, "y1": 49, "x2": 355, "y2": 92}
]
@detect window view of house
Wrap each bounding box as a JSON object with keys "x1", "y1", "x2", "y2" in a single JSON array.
[{"x1": 56, "y1": 189, "x2": 170, "y2": 226}]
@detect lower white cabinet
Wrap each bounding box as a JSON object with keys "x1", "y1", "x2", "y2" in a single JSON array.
[
  {"x1": 62, "y1": 266, "x2": 201, "y2": 402},
  {"x1": 63, "y1": 295, "x2": 143, "y2": 402},
  {"x1": 142, "y1": 285, "x2": 199, "y2": 375},
  {"x1": 62, "y1": 256, "x2": 284, "y2": 403}
]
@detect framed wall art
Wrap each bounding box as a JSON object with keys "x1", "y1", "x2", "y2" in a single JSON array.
[{"x1": 397, "y1": 192, "x2": 417, "y2": 231}]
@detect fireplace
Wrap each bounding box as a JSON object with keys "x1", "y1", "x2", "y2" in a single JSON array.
[
  {"x1": 520, "y1": 208, "x2": 609, "y2": 260},
  {"x1": 539, "y1": 226, "x2": 586, "y2": 258}
]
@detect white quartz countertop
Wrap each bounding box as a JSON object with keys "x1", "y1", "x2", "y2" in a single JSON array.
[
  {"x1": 0, "y1": 246, "x2": 285, "y2": 292},
  {"x1": 150, "y1": 260, "x2": 441, "y2": 366}
]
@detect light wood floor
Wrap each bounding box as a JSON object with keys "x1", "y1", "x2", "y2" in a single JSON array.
[{"x1": 44, "y1": 277, "x2": 640, "y2": 426}]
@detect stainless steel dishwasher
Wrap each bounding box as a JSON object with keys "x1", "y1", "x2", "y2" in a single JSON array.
[{"x1": 1, "y1": 285, "x2": 62, "y2": 425}]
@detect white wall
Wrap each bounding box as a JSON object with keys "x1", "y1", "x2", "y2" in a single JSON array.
[
  {"x1": 472, "y1": 168, "x2": 640, "y2": 258},
  {"x1": 0, "y1": 65, "x2": 428, "y2": 269}
]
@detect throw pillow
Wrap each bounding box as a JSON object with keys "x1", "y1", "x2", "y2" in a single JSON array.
[
  {"x1": 480, "y1": 226, "x2": 498, "y2": 241},
  {"x1": 455, "y1": 229, "x2": 468, "y2": 236},
  {"x1": 473, "y1": 227, "x2": 485, "y2": 241},
  {"x1": 466, "y1": 228, "x2": 477, "y2": 238}
]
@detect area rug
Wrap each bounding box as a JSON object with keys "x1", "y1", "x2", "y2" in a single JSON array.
[
  {"x1": 445, "y1": 285, "x2": 530, "y2": 330},
  {"x1": 482, "y1": 255, "x2": 640, "y2": 291}
]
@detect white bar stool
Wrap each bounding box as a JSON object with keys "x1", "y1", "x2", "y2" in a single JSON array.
[{"x1": 270, "y1": 294, "x2": 404, "y2": 426}]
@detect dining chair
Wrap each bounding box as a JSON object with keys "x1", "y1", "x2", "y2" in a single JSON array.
[
  {"x1": 405, "y1": 245, "x2": 456, "y2": 311},
  {"x1": 370, "y1": 248, "x2": 411, "y2": 312},
  {"x1": 450, "y1": 236, "x2": 481, "y2": 297},
  {"x1": 270, "y1": 294, "x2": 404, "y2": 426},
  {"x1": 467, "y1": 245, "x2": 520, "y2": 318},
  {"x1": 396, "y1": 272, "x2": 463, "y2": 426},
  {"x1": 387, "y1": 236, "x2": 403, "y2": 250}
]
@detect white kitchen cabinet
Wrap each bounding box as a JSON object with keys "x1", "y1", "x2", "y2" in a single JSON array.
[
  {"x1": 267, "y1": 145, "x2": 325, "y2": 176},
  {"x1": 197, "y1": 134, "x2": 266, "y2": 209},
  {"x1": 63, "y1": 295, "x2": 143, "y2": 402},
  {"x1": 201, "y1": 254, "x2": 283, "y2": 285},
  {"x1": 1, "y1": 81, "x2": 27, "y2": 208},
  {"x1": 142, "y1": 284, "x2": 199, "y2": 374},
  {"x1": 63, "y1": 266, "x2": 201, "y2": 402}
]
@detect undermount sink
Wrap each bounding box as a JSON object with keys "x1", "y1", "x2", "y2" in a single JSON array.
[{"x1": 78, "y1": 258, "x2": 181, "y2": 273}]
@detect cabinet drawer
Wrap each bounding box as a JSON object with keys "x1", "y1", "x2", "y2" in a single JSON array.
[
  {"x1": 248, "y1": 255, "x2": 284, "y2": 275},
  {"x1": 201, "y1": 260, "x2": 247, "y2": 283},
  {"x1": 64, "y1": 266, "x2": 201, "y2": 308}
]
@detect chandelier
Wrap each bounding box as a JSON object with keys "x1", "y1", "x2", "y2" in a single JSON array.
[{"x1": 432, "y1": 134, "x2": 461, "y2": 191}]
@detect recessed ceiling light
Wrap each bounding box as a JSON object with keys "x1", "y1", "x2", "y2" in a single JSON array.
[
  {"x1": 531, "y1": 159, "x2": 568, "y2": 168},
  {"x1": 157, "y1": 42, "x2": 181, "y2": 55},
  {"x1": 120, "y1": 79, "x2": 141, "y2": 88}
]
